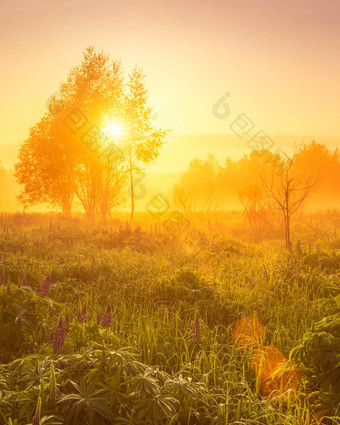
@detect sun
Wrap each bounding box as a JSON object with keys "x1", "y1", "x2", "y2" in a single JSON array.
[
  {"x1": 104, "y1": 115, "x2": 123, "y2": 138},
  {"x1": 105, "y1": 121, "x2": 123, "y2": 138}
]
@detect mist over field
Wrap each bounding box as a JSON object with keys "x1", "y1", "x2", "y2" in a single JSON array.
[{"x1": 0, "y1": 1, "x2": 340, "y2": 424}]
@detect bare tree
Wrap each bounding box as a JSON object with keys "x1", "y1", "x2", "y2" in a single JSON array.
[{"x1": 261, "y1": 148, "x2": 320, "y2": 250}]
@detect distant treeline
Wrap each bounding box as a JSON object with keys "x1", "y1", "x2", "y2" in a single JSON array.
[
  {"x1": 172, "y1": 141, "x2": 340, "y2": 213},
  {"x1": 0, "y1": 140, "x2": 339, "y2": 215}
]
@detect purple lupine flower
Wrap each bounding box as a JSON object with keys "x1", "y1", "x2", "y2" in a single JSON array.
[
  {"x1": 190, "y1": 317, "x2": 201, "y2": 343},
  {"x1": 52, "y1": 317, "x2": 65, "y2": 354},
  {"x1": 21, "y1": 276, "x2": 28, "y2": 287},
  {"x1": 39, "y1": 274, "x2": 51, "y2": 296},
  {"x1": 101, "y1": 305, "x2": 112, "y2": 328},
  {"x1": 77, "y1": 305, "x2": 88, "y2": 323}
]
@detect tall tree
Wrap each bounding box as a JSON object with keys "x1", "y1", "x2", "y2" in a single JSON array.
[
  {"x1": 54, "y1": 46, "x2": 126, "y2": 221},
  {"x1": 124, "y1": 68, "x2": 168, "y2": 222},
  {"x1": 15, "y1": 47, "x2": 167, "y2": 220}
]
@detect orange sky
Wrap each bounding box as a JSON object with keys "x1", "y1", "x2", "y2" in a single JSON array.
[{"x1": 0, "y1": 0, "x2": 339, "y2": 171}]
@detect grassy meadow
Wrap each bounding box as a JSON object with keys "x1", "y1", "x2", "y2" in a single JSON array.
[{"x1": 0, "y1": 212, "x2": 339, "y2": 424}]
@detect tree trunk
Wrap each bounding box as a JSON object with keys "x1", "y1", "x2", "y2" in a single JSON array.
[
  {"x1": 284, "y1": 216, "x2": 288, "y2": 249},
  {"x1": 100, "y1": 199, "x2": 108, "y2": 223},
  {"x1": 286, "y1": 215, "x2": 291, "y2": 250},
  {"x1": 130, "y1": 170, "x2": 134, "y2": 223},
  {"x1": 284, "y1": 183, "x2": 291, "y2": 250},
  {"x1": 61, "y1": 194, "x2": 73, "y2": 217},
  {"x1": 62, "y1": 203, "x2": 72, "y2": 217},
  {"x1": 85, "y1": 200, "x2": 96, "y2": 222}
]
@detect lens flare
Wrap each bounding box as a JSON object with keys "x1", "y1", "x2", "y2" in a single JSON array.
[
  {"x1": 251, "y1": 345, "x2": 302, "y2": 400},
  {"x1": 232, "y1": 316, "x2": 266, "y2": 349}
]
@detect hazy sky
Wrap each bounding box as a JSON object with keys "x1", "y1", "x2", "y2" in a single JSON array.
[{"x1": 1, "y1": 0, "x2": 339, "y2": 163}]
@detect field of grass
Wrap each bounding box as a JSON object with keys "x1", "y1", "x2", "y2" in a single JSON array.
[{"x1": 0, "y1": 213, "x2": 339, "y2": 425}]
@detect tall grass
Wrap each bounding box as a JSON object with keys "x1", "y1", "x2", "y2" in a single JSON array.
[{"x1": 0, "y1": 214, "x2": 339, "y2": 424}]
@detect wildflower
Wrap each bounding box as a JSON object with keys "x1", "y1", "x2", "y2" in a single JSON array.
[
  {"x1": 51, "y1": 317, "x2": 65, "y2": 354},
  {"x1": 78, "y1": 305, "x2": 88, "y2": 323},
  {"x1": 32, "y1": 396, "x2": 41, "y2": 425},
  {"x1": 39, "y1": 274, "x2": 51, "y2": 296},
  {"x1": 101, "y1": 305, "x2": 112, "y2": 328},
  {"x1": 21, "y1": 276, "x2": 28, "y2": 286},
  {"x1": 0, "y1": 274, "x2": 5, "y2": 286},
  {"x1": 190, "y1": 317, "x2": 201, "y2": 343},
  {"x1": 6, "y1": 284, "x2": 11, "y2": 295}
]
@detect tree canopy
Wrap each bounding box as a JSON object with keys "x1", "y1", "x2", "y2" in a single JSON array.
[{"x1": 15, "y1": 46, "x2": 168, "y2": 220}]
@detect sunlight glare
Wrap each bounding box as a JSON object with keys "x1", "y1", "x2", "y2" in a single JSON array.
[{"x1": 105, "y1": 121, "x2": 123, "y2": 138}]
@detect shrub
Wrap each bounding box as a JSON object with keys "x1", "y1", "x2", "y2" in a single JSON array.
[{"x1": 290, "y1": 314, "x2": 340, "y2": 421}]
